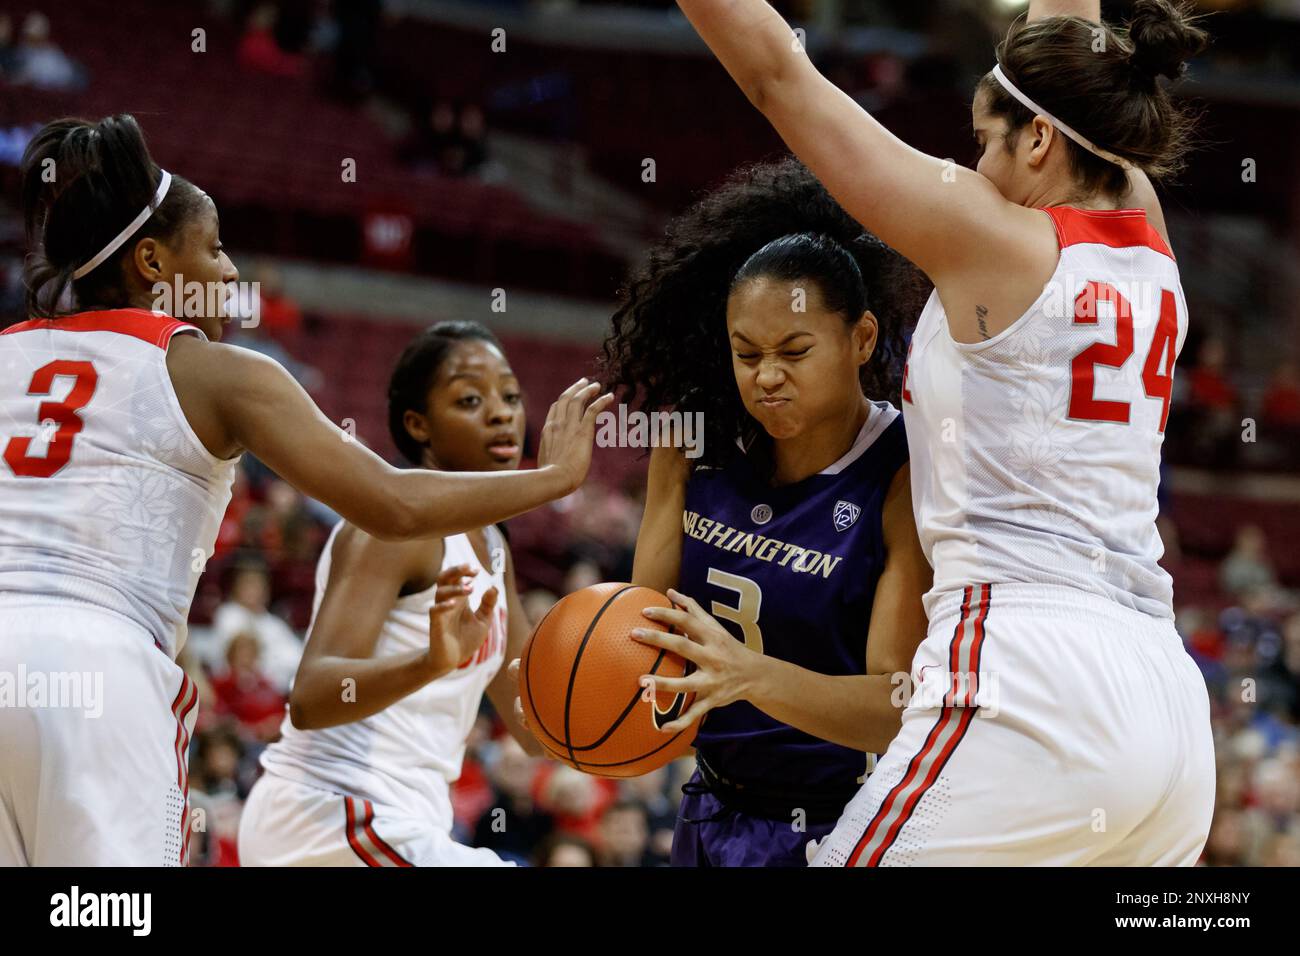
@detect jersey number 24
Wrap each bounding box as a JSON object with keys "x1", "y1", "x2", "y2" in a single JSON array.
[{"x1": 1068, "y1": 281, "x2": 1178, "y2": 432}]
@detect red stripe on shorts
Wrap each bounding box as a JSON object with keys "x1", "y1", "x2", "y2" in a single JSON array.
[
  {"x1": 845, "y1": 586, "x2": 988, "y2": 866},
  {"x1": 344, "y1": 797, "x2": 384, "y2": 867},
  {"x1": 171, "y1": 675, "x2": 198, "y2": 865},
  {"x1": 362, "y1": 800, "x2": 414, "y2": 867}
]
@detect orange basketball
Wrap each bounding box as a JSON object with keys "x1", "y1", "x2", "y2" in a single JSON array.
[{"x1": 519, "y1": 583, "x2": 699, "y2": 777}]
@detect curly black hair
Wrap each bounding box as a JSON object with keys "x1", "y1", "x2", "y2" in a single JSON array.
[{"x1": 600, "y1": 155, "x2": 929, "y2": 475}]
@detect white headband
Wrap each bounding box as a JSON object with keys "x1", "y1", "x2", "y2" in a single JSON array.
[
  {"x1": 990, "y1": 65, "x2": 1135, "y2": 172},
  {"x1": 72, "y1": 169, "x2": 173, "y2": 280}
]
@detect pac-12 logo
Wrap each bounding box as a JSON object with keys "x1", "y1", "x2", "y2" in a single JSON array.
[{"x1": 833, "y1": 500, "x2": 861, "y2": 532}]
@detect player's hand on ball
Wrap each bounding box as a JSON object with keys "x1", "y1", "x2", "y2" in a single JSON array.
[
  {"x1": 631, "y1": 587, "x2": 757, "y2": 734},
  {"x1": 537, "y1": 378, "x2": 615, "y2": 495},
  {"x1": 425, "y1": 564, "x2": 496, "y2": 675}
]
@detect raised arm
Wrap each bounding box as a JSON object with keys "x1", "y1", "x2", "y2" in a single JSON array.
[
  {"x1": 169, "y1": 337, "x2": 612, "y2": 541},
  {"x1": 674, "y1": 0, "x2": 1022, "y2": 286}
]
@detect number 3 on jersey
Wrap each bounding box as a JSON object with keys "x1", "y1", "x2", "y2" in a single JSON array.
[
  {"x1": 706, "y1": 567, "x2": 764, "y2": 654},
  {"x1": 3, "y1": 360, "x2": 99, "y2": 478},
  {"x1": 1068, "y1": 281, "x2": 1178, "y2": 432}
]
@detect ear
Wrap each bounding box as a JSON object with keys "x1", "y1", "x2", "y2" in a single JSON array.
[
  {"x1": 402, "y1": 408, "x2": 432, "y2": 453},
  {"x1": 129, "y1": 236, "x2": 166, "y2": 288},
  {"x1": 1026, "y1": 115, "x2": 1056, "y2": 169},
  {"x1": 854, "y1": 310, "x2": 879, "y2": 365}
]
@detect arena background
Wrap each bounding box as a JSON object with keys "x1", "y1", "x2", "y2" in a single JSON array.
[{"x1": 0, "y1": 0, "x2": 1296, "y2": 867}]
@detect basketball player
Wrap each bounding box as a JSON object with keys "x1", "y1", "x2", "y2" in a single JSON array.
[
  {"x1": 239, "y1": 322, "x2": 541, "y2": 867},
  {"x1": 595, "y1": 158, "x2": 933, "y2": 866},
  {"x1": 0, "y1": 115, "x2": 611, "y2": 866},
  {"x1": 675, "y1": 0, "x2": 1216, "y2": 864}
]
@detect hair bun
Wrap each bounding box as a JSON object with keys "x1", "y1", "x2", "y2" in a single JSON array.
[{"x1": 1127, "y1": 0, "x2": 1209, "y2": 83}]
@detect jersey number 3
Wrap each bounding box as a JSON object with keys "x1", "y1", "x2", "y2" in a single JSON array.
[
  {"x1": 3, "y1": 360, "x2": 99, "y2": 478},
  {"x1": 706, "y1": 568, "x2": 764, "y2": 655},
  {"x1": 1068, "y1": 281, "x2": 1178, "y2": 433}
]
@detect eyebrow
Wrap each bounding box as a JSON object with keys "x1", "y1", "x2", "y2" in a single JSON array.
[
  {"x1": 446, "y1": 371, "x2": 519, "y2": 383},
  {"x1": 730, "y1": 331, "x2": 815, "y2": 348}
]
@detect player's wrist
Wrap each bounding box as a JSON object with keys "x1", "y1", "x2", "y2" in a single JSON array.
[
  {"x1": 416, "y1": 646, "x2": 455, "y2": 682},
  {"x1": 736, "y1": 646, "x2": 775, "y2": 706},
  {"x1": 535, "y1": 462, "x2": 579, "y2": 499}
]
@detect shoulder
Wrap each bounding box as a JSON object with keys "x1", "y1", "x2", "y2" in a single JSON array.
[
  {"x1": 834, "y1": 402, "x2": 908, "y2": 477},
  {"x1": 1041, "y1": 205, "x2": 1173, "y2": 261},
  {"x1": 327, "y1": 520, "x2": 444, "y2": 586},
  {"x1": 166, "y1": 335, "x2": 286, "y2": 385}
]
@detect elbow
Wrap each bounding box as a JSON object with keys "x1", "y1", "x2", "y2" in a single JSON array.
[
  {"x1": 863, "y1": 710, "x2": 904, "y2": 756},
  {"x1": 746, "y1": 70, "x2": 780, "y2": 114},
  {"x1": 746, "y1": 49, "x2": 803, "y2": 116},
  {"x1": 361, "y1": 490, "x2": 420, "y2": 542},
  {"x1": 383, "y1": 500, "x2": 420, "y2": 542},
  {"x1": 287, "y1": 696, "x2": 314, "y2": 731},
  {"x1": 287, "y1": 689, "x2": 326, "y2": 731}
]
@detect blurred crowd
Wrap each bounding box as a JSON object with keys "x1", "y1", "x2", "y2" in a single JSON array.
[
  {"x1": 0, "y1": 10, "x2": 86, "y2": 90},
  {"x1": 1175, "y1": 522, "x2": 1300, "y2": 865},
  {"x1": 1167, "y1": 336, "x2": 1300, "y2": 472},
  {"x1": 227, "y1": 0, "x2": 493, "y2": 177},
  {"x1": 178, "y1": 438, "x2": 1300, "y2": 866}
]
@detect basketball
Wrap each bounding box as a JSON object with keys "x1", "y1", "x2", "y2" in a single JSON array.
[{"x1": 519, "y1": 583, "x2": 699, "y2": 777}]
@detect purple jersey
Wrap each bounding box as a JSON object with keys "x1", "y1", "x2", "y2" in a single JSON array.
[{"x1": 678, "y1": 401, "x2": 907, "y2": 793}]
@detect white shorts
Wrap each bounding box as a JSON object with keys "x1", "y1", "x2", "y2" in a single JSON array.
[
  {"x1": 0, "y1": 601, "x2": 197, "y2": 866},
  {"x1": 237, "y1": 771, "x2": 511, "y2": 867},
  {"x1": 811, "y1": 583, "x2": 1216, "y2": 867}
]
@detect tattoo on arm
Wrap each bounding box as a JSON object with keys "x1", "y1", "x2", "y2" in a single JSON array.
[{"x1": 975, "y1": 304, "x2": 991, "y2": 340}]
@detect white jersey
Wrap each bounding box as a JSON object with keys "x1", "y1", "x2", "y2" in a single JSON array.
[
  {"x1": 0, "y1": 309, "x2": 239, "y2": 656},
  {"x1": 903, "y1": 207, "x2": 1187, "y2": 620},
  {"x1": 260, "y1": 522, "x2": 509, "y2": 831}
]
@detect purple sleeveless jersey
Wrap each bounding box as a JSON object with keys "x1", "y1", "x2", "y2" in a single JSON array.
[{"x1": 677, "y1": 403, "x2": 908, "y2": 793}]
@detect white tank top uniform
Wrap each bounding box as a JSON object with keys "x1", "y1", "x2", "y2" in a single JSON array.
[
  {"x1": 0, "y1": 309, "x2": 237, "y2": 866},
  {"x1": 239, "y1": 522, "x2": 512, "y2": 867},
  {"x1": 812, "y1": 208, "x2": 1216, "y2": 867}
]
